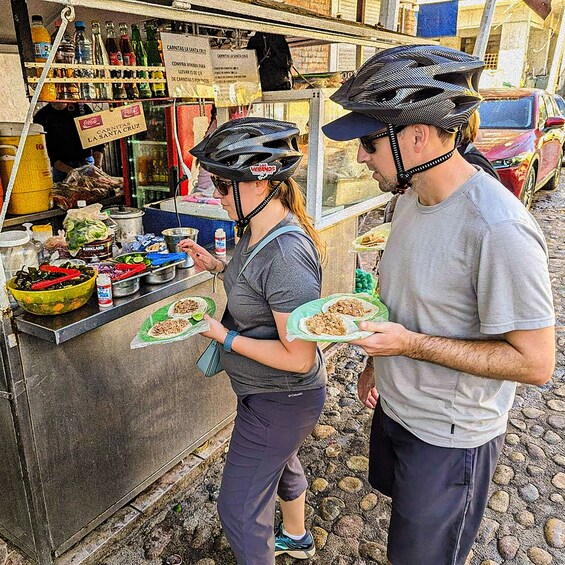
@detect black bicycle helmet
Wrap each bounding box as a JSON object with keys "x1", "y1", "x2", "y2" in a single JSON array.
[
  {"x1": 190, "y1": 117, "x2": 302, "y2": 182},
  {"x1": 330, "y1": 44, "x2": 484, "y2": 131}
]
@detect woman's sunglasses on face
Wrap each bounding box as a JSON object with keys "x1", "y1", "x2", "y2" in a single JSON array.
[{"x1": 211, "y1": 176, "x2": 232, "y2": 196}]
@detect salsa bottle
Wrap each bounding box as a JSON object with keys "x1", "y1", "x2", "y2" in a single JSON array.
[
  {"x1": 130, "y1": 24, "x2": 152, "y2": 99},
  {"x1": 91, "y1": 21, "x2": 113, "y2": 100},
  {"x1": 105, "y1": 21, "x2": 127, "y2": 100},
  {"x1": 144, "y1": 22, "x2": 167, "y2": 98},
  {"x1": 119, "y1": 23, "x2": 139, "y2": 99},
  {"x1": 31, "y1": 15, "x2": 57, "y2": 100}
]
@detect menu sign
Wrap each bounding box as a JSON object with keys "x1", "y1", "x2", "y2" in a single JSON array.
[
  {"x1": 75, "y1": 102, "x2": 147, "y2": 149},
  {"x1": 160, "y1": 33, "x2": 214, "y2": 98},
  {"x1": 211, "y1": 49, "x2": 261, "y2": 107}
]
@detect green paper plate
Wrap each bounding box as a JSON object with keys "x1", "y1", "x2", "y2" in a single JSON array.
[
  {"x1": 287, "y1": 293, "x2": 388, "y2": 343},
  {"x1": 138, "y1": 296, "x2": 216, "y2": 344}
]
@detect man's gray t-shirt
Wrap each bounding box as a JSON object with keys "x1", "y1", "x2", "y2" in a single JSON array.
[
  {"x1": 377, "y1": 169, "x2": 554, "y2": 448},
  {"x1": 221, "y1": 213, "x2": 327, "y2": 396}
]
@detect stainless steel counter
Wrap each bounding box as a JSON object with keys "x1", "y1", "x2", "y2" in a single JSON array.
[{"x1": 13, "y1": 266, "x2": 213, "y2": 344}]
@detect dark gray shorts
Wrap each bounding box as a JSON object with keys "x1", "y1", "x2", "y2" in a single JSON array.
[
  {"x1": 217, "y1": 387, "x2": 326, "y2": 565},
  {"x1": 369, "y1": 400, "x2": 504, "y2": 565}
]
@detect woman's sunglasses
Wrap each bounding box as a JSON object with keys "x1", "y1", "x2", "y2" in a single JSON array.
[{"x1": 211, "y1": 176, "x2": 232, "y2": 196}]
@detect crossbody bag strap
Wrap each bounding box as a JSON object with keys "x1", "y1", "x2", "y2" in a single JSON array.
[{"x1": 238, "y1": 225, "x2": 304, "y2": 278}]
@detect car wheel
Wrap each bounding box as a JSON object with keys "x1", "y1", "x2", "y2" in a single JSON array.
[
  {"x1": 520, "y1": 167, "x2": 536, "y2": 209},
  {"x1": 545, "y1": 151, "x2": 563, "y2": 191}
]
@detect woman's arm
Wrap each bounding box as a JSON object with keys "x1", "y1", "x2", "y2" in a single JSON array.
[{"x1": 203, "y1": 311, "x2": 318, "y2": 374}]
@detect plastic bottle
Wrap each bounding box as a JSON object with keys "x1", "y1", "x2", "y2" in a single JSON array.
[
  {"x1": 214, "y1": 228, "x2": 226, "y2": 256},
  {"x1": 105, "y1": 21, "x2": 127, "y2": 100},
  {"x1": 91, "y1": 21, "x2": 113, "y2": 100},
  {"x1": 52, "y1": 20, "x2": 79, "y2": 100},
  {"x1": 31, "y1": 15, "x2": 57, "y2": 101},
  {"x1": 96, "y1": 273, "x2": 113, "y2": 308},
  {"x1": 119, "y1": 23, "x2": 139, "y2": 99},
  {"x1": 144, "y1": 22, "x2": 167, "y2": 97},
  {"x1": 130, "y1": 24, "x2": 152, "y2": 99},
  {"x1": 74, "y1": 21, "x2": 96, "y2": 100}
]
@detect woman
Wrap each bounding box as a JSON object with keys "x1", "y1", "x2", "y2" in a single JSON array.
[{"x1": 180, "y1": 117, "x2": 326, "y2": 564}]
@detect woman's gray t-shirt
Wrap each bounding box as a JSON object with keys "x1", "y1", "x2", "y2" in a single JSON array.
[{"x1": 220, "y1": 213, "x2": 327, "y2": 396}]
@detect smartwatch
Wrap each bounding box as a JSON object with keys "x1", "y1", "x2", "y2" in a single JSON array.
[{"x1": 223, "y1": 330, "x2": 239, "y2": 352}]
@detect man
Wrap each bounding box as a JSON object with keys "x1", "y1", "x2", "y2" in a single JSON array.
[
  {"x1": 34, "y1": 102, "x2": 104, "y2": 183},
  {"x1": 322, "y1": 45, "x2": 555, "y2": 565}
]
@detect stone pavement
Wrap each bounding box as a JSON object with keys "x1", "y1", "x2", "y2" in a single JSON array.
[{"x1": 2, "y1": 183, "x2": 564, "y2": 565}]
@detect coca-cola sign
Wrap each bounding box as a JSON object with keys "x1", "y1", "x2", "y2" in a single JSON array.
[
  {"x1": 78, "y1": 115, "x2": 103, "y2": 130},
  {"x1": 121, "y1": 105, "x2": 141, "y2": 119}
]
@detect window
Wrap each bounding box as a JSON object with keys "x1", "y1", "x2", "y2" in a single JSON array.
[{"x1": 478, "y1": 97, "x2": 534, "y2": 129}]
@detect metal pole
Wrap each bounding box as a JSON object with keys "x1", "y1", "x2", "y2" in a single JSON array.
[
  {"x1": 547, "y1": 11, "x2": 565, "y2": 93},
  {"x1": 473, "y1": 0, "x2": 497, "y2": 60}
]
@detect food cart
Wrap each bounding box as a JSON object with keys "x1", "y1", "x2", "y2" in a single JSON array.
[{"x1": 0, "y1": 1, "x2": 428, "y2": 563}]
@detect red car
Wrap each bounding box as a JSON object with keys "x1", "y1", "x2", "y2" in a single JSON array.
[{"x1": 475, "y1": 88, "x2": 565, "y2": 208}]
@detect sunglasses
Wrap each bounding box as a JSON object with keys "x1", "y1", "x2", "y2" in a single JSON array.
[
  {"x1": 211, "y1": 176, "x2": 232, "y2": 196},
  {"x1": 359, "y1": 126, "x2": 404, "y2": 154}
]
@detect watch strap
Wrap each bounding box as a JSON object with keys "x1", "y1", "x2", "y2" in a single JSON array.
[{"x1": 223, "y1": 330, "x2": 239, "y2": 352}]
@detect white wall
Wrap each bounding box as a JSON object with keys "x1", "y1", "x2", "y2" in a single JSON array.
[{"x1": 0, "y1": 51, "x2": 29, "y2": 123}]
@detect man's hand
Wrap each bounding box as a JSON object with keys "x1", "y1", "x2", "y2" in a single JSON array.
[
  {"x1": 358, "y1": 362, "x2": 379, "y2": 409},
  {"x1": 351, "y1": 320, "x2": 414, "y2": 357}
]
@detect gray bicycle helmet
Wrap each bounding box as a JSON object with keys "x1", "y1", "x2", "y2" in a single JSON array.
[
  {"x1": 329, "y1": 45, "x2": 483, "y2": 132},
  {"x1": 190, "y1": 117, "x2": 302, "y2": 182}
]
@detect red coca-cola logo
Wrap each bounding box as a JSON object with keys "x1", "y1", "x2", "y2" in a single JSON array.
[
  {"x1": 79, "y1": 116, "x2": 103, "y2": 130},
  {"x1": 121, "y1": 105, "x2": 141, "y2": 119},
  {"x1": 249, "y1": 163, "x2": 277, "y2": 179}
]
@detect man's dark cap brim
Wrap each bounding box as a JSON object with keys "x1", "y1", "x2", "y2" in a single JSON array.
[{"x1": 322, "y1": 112, "x2": 387, "y2": 141}]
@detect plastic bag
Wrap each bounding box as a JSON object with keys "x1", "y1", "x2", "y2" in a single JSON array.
[
  {"x1": 130, "y1": 296, "x2": 216, "y2": 349},
  {"x1": 53, "y1": 165, "x2": 123, "y2": 210},
  {"x1": 63, "y1": 203, "x2": 111, "y2": 252},
  {"x1": 286, "y1": 293, "x2": 388, "y2": 343}
]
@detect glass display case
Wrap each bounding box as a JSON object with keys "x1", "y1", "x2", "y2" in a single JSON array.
[{"x1": 245, "y1": 89, "x2": 390, "y2": 229}]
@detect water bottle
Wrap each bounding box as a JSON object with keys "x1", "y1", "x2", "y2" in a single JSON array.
[{"x1": 74, "y1": 21, "x2": 95, "y2": 100}]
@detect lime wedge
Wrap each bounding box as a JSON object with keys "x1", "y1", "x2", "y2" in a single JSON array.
[{"x1": 192, "y1": 312, "x2": 204, "y2": 321}]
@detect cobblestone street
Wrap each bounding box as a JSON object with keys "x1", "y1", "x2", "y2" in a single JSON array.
[{"x1": 2, "y1": 182, "x2": 564, "y2": 565}]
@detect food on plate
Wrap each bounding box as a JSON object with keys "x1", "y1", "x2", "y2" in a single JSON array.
[
  {"x1": 359, "y1": 232, "x2": 387, "y2": 246},
  {"x1": 327, "y1": 297, "x2": 370, "y2": 317},
  {"x1": 353, "y1": 223, "x2": 391, "y2": 251},
  {"x1": 321, "y1": 295, "x2": 378, "y2": 320},
  {"x1": 168, "y1": 297, "x2": 208, "y2": 318},
  {"x1": 148, "y1": 318, "x2": 190, "y2": 339},
  {"x1": 300, "y1": 312, "x2": 349, "y2": 336}
]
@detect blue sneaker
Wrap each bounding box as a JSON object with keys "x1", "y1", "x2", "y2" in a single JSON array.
[{"x1": 274, "y1": 523, "x2": 316, "y2": 559}]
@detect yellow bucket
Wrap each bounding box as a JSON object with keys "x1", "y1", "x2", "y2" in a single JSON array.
[{"x1": 0, "y1": 122, "x2": 53, "y2": 215}]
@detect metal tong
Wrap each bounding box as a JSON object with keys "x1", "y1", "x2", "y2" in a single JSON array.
[{"x1": 31, "y1": 265, "x2": 81, "y2": 290}]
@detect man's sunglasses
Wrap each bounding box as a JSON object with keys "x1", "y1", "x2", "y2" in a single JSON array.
[
  {"x1": 359, "y1": 126, "x2": 404, "y2": 154},
  {"x1": 211, "y1": 176, "x2": 232, "y2": 196}
]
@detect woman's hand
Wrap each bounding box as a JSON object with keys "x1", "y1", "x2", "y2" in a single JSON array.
[
  {"x1": 200, "y1": 314, "x2": 229, "y2": 343},
  {"x1": 178, "y1": 239, "x2": 222, "y2": 273}
]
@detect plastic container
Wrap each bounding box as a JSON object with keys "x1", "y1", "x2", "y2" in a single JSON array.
[
  {"x1": 76, "y1": 235, "x2": 114, "y2": 261},
  {"x1": 0, "y1": 123, "x2": 53, "y2": 215},
  {"x1": 7, "y1": 274, "x2": 96, "y2": 316},
  {"x1": 96, "y1": 273, "x2": 113, "y2": 308},
  {"x1": 0, "y1": 230, "x2": 39, "y2": 280},
  {"x1": 214, "y1": 228, "x2": 226, "y2": 256}
]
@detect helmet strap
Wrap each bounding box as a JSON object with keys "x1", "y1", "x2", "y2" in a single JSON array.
[
  {"x1": 233, "y1": 181, "x2": 283, "y2": 237},
  {"x1": 387, "y1": 126, "x2": 462, "y2": 194}
]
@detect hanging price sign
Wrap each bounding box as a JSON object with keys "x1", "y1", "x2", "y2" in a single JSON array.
[{"x1": 75, "y1": 102, "x2": 147, "y2": 149}]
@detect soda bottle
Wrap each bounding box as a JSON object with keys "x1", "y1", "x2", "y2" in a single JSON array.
[
  {"x1": 31, "y1": 15, "x2": 57, "y2": 100},
  {"x1": 119, "y1": 23, "x2": 139, "y2": 99},
  {"x1": 144, "y1": 22, "x2": 167, "y2": 98},
  {"x1": 91, "y1": 21, "x2": 113, "y2": 100},
  {"x1": 74, "y1": 21, "x2": 95, "y2": 100},
  {"x1": 105, "y1": 21, "x2": 127, "y2": 100},
  {"x1": 52, "y1": 20, "x2": 79, "y2": 100},
  {"x1": 130, "y1": 24, "x2": 152, "y2": 99}
]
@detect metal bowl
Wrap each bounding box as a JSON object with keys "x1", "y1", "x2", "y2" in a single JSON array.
[
  {"x1": 113, "y1": 277, "x2": 140, "y2": 297},
  {"x1": 145, "y1": 265, "x2": 176, "y2": 284}
]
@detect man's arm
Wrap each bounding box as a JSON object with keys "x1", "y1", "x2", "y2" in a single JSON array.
[{"x1": 352, "y1": 321, "x2": 555, "y2": 386}]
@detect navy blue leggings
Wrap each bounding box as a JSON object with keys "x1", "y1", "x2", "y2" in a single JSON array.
[{"x1": 217, "y1": 387, "x2": 326, "y2": 565}]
